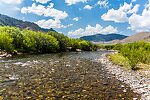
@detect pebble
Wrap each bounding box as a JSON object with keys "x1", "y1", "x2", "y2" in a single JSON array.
[
  {"x1": 98, "y1": 53, "x2": 150, "y2": 100},
  {"x1": 133, "y1": 98, "x2": 138, "y2": 100},
  {"x1": 123, "y1": 89, "x2": 127, "y2": 92}
]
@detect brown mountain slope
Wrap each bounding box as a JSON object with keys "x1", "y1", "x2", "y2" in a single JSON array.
[
  {"x1": 144, "y1": 35, "x2": 150, "y2": 42},
  {"x1": 120, "y1": 32, "x2": 150, "y2": 43}
]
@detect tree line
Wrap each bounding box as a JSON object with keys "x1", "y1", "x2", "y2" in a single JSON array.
[{"x1": 0, "y1": 26, "x2": 98, "y2": 54}]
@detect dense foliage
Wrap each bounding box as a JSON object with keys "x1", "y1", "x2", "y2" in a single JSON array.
[
  {"x1": 48, "y1": 32, "x2": 98, "y2": 52},
  {"x1": 0, "y1": 26, "x2": 97, "y2": 54},
  {"x1": 101, "y1": 42, "x2": 150, "y2": 69},
  {"x1": 119, "y1": 42, "x2": 150, "y2": 69}
]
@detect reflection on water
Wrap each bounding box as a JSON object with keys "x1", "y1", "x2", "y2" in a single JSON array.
[{"x1": 0, "y1": 52, "x2": 140, "y2": 99}]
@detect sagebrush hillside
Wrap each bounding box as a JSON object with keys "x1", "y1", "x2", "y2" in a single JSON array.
[{"x1": 120, "y1": 32, "x2": 150, "y2": 43}]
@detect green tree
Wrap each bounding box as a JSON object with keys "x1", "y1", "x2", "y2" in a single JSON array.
[
  {"x1": 0, "y1": 32, "x2": 14, "y2": 52},
  {"x1": 22, "y1": 30, "x2": 59, "y2": 53}
]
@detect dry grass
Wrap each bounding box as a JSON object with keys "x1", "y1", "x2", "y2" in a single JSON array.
[{"x1": 121, "y1": 32, "x2": 150, "y2": 43}]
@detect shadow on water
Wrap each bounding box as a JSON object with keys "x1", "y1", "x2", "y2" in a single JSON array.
[{"x1": 0, "y1": 51, "x2": 140, "y2": 99}]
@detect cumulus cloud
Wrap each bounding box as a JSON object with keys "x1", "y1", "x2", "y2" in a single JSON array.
[
  {"x1": 128, "y1": 5, "x2": 150, "y2": 32},
  {"x1": 65, "y1": 0, "x2": 89, "y2": 6},
  {"x1": 101, "y1": 2, "x2": 140, "y2": 23},
  {"x1": 21, "y1": 3, "x2": 68, "y2": 20},
  {"x1": 101, "y1": 8, "x2": 128, "y2": 22},
  {"x1": 127, "y1": 0, "x2": 150, "y2": 32},
  {"x1": 145, "y1": 0, "x2": 150, "y2": 8},
  {"x1": 32, "y1": 0, "x2": 51, "y2": 4},
  {"x1": 68, "y1": 24, "x2": 118, "y2": 38},
  {"x1": 97, "y1": 0, "x2": 109, "y2": 8},
  {"x1": 35, "y1": 19, "x2": 72, "y2": 29},
  {"x1": 131, "y1": 0, "x2": 136, "y2": 3},
  {"x1": 0, "y1": 0, "x2": 23, "y2": 5},
  {"x1": 128, "y1": 4, "x2": 140, "y2": 13},
  {"x1": 21, "y1": 3, "x2": 70, "y2": 29},
  {"x1": 0, "y1": 0, "x2": 23, "y2": 15},
  {"x1": 83, "y1": 5, "x2": 93, "y2": 10},
  {"x1": 73, "y1": 17, "x2": 80, "y2": 21}
]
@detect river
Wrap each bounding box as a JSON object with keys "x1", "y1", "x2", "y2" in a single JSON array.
[{"x1": 0, "y1": 51, "x2": 140, "y2": 99}]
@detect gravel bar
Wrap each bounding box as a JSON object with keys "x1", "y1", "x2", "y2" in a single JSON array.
[{"x1": 97, "y1": 52, "x2": 150, "y2": 100}]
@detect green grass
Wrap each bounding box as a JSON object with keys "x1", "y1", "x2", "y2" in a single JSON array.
[
  {"x1": 109, "y1": 53, "x2": 150, "y2": 70},
  {"x1": 101, "y1": 41, "x2": 150, "y2": 70},
  {"x1": 109, "y1": 53, "x2": 131, "y2": 69}
]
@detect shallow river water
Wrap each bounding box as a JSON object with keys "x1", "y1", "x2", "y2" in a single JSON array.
[{"x1": 0, "y1": 51, "x2": 140, "y2": 99}]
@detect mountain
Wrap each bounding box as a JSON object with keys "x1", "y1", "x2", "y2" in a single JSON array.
[
  {"x1": 0, "y1": 14, "x2": 55, "y2": 32},
  {"x1": 80, "y1": 34, "x2": 128, "y2": 42},
  {"x1": 120, "y1": 32, "x2": 150, "y2": 43}
]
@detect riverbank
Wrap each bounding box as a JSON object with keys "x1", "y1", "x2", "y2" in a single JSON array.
[
  {"x1": 97, "y1": 52, "x2": 150, "y2": 100},
  {"x1": 0, "y1": 51, "x2": 12, "y2": 58}
]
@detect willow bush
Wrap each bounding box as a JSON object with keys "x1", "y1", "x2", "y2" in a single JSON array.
[
  {"x1": 102, "y1": 42, "x2": 150, "y2": 69},
  {"x1": 0, "y1": 26, "x2": 98, "y2": 54}
]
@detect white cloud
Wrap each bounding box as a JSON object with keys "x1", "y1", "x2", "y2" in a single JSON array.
[
  {"x1": 101, "y1": 2, "x2": 139, "y2": 23},
  {"x1": 32, "y1": 0, "x2": 51, "y2": 4},
  {"x1": 35, "y1": 19, "x2": 72, "y2": 29},
  {"x1": 128, "y1": 0, "x2": 150, "y2": 32},
  {"x1": 73, "y1": 17, "x2": 80, "y2": 21},
  {"x1": 131, "y1": 0, "x2": 136, "y2": 3},
  {"x1": 21, "y1": 3, "x2": 68, "y2": 20},
  {"x1": 101, "y1": 8, "x2": 128, "y2": 22},
  {"x1": 64, "y1": 24, "x2": 73, "y2": 28},
  {"x1": 0, "y1": 0, "x2": 23, "y2": 5},
  {"x1": 101, "y1": 25, "x2": 118, "y2": 33},
  {"x1": 68, "y1": 24, "x2": 118, "y2": 38},
  {"x1": 97, "y1": 0, "x2": 109, "y2": 8},
  {"x1": 83, "y1": 5, "x2": 93, "y2": 10},
  {"x1": 145, "y1": 0, "x2": 150, "y2": 8},
  {"x1": 35, "y1": 19, "x2": 63, "y2": 29},
  {"x1": 0, "y1": 0, "x2": 23, "y2": 15},
  {"x1": 128, "y1": 4, "x2": 140, "y2": 13},
  {"x1": 128, "y1": 6, "x2": 150, "y2": 32},
  {"x1": 65, "y1": 0, "x2": 89, "y2": 6}
]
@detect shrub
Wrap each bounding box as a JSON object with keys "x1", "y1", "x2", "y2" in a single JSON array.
[
  {"x1": 22, "y1": 30, "x2": 59, "y2": 53},
  {"x1": 0, "y1": 32, "x2": 14, "y2": 52},
  {"x1": 105, "y1": 41, "x2": 150, "y2": 70},
  {"x1": 79, "y1": 41, "x2": 91, "y2": 51},
  {"x1": 0, "y1": 26, "x2": 24, "y2": 51},
  {"x1": 48, "y1": 32, "x2": 70, "y2": 52},
  {"x1": 119, "y1": 41, "x2": 150, "y2": 69}
]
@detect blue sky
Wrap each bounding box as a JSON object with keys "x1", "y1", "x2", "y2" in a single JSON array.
[{"x1": 0, "y1": 0, "x2": 150, "y2": 38}]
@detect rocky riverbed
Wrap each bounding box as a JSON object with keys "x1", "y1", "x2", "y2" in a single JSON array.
[
  {"x1": 0, "y1": 52, "x2": 140, "y2": 99},
  {"x1": 97, "y1": 52, "x2": 150, "y2": 100}
]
